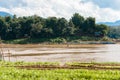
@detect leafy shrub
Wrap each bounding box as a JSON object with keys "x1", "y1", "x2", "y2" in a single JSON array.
[
  {"x1": 50, "y1": 38, "x2": 67, "y2": 43},
  {"x1": 100, "y1": 37, "x2": 110, "y2": 41}
]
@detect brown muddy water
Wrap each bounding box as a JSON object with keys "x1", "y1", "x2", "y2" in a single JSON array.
[{"x1": 2, "y1": 44, "x2": 120, "y2": 63}]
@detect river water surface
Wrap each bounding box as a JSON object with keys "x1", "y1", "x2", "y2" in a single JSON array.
[{"x1": 3, "y1": 44, "x2": 120, "y2": 63}]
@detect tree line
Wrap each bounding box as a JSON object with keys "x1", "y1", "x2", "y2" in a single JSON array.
[
  {"x1": 108, "y1": 26, "x2": 120, "y2": 39},
  {"x1": 0, "y1": 13, "x2": 109, "y2": 40}
]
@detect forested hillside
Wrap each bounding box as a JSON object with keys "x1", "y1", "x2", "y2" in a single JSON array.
[{"x1": 0, "y1": 13, "x2": 108, "y2": 41}]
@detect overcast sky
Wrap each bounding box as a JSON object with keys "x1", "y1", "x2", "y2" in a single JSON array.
[{"x1": 0, "y1": 0, "x2": 120, "y2": 22}]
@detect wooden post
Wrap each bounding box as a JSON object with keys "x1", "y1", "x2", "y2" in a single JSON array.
[
  {"x1": 66, "y1": 42, "x2": 69, "y2": 48},
  {"x1": 0, "y1": 51, "x2": 2, "y2": 61},
  {"x1": 8, "y1": 50, "x2": 11, "y2": 62},
  {"x1": 1, "y1": 48, "x2": 4, "y2": 61},
  {"x1": 0, "y1": 37, "x2": 4, "y2": 61}
]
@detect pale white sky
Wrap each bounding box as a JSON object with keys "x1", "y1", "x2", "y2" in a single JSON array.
[{"x1": 0, "y1": 0, "x2": 120, "y2": 22}]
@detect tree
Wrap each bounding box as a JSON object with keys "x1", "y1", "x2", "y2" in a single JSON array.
[
  {"x1": 65, "y1": 20, "x2": 75, "y2": 36},
  {"x1": 45, "y1": 17, "x2": 58, "y2": 37},
  {"x1": 5, "y1": 16, "x2": 11, "y2": 22},
  {"x1": 31, "y1": 22, "x2": 43, "y2": 38},
  {"x1": 19, "y1": 16, "x2": 34, "y2": 38},
  {"x1": 41, "y1": 28, "x2": 53, "y2": 38},
  {"x1": 71, "y1": 13, "x2": 85, "y2": 35},
  {"x1": 71, "y1": 13, "x2": 84, "y2": 28},
  {"x1": 55, "y1": 18, "x2": 68, "y2": 37},
  {"x1": 0, "y1": 13, "x2": 109, "y2": 40},
  {"x1": 95, "y1": 24, "x2": 109, "y2": 37},
  {"x1": 82, "y1": 17, "x2": 96, "y2": 36},
  {"x1": 0, "y1": 17, "x2": 8, "y2": 39},
  {"x1": 107, "y1": 27, "x2": 120, "y2": 39},
  {"x1": 7, "y1": 21, "x2": 21, "y2": 39}
]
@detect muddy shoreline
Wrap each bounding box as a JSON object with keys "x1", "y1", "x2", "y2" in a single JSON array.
[
  {"x1": 0, "y1": 43, "x2": 107, "y2": 48},
  {"x1": 1, "y1": 44, "x2": 120, "y2": 63}
]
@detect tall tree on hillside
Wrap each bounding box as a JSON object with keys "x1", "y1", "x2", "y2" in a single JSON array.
[
  {"x1": 82, "y1": 17, "x2": 96, "y2": 36},
  {"x1": 65, "y1": 19, "x2": 75, "y2": 36},
  {"x1": 7, "y1": 20, "x2": 21, "y2": 39},
  {"x1": 19, "y1": 17, "x2": 34, "y2": 38},
  {"x1": 0, "y1": 17, "x2": 7, "y2": 39},
  {"x1": 55, "y1": 18, "x2": 69, "y2": 37},
  {"x1": 45, "y1": 17, "x2": 58, "y2": 37},
  {"x1": 71, "y1": 13, "x2": 84, "y2": 27},
  {"x1": 30, "y1": 22, "x2": 43, "y2": 38},
  {"x1": 71, "y1": 13, "x2": 84, "y2": 35}
]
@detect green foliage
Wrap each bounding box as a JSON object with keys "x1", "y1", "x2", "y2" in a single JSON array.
[
  {"x1": 0, "y1": 67, "x2": 120, "y2": 80},
  {"x1": 108, "y1": 26, "x2": 120, "y2": 39},
  {"x1": 1, "y1": 62, "x2": 120, "y2": 80},
  {"x1": 0, "y1": 13, "x2": 109, "y2": 42},
  {"x1": 82, "y1": 17, "x2": 96, "y2": 35},
  {"x1": 0, "y1": 61, "x2": 59, "y2": 66},
  {"x1": 100, "y1": 37, "x2": 110, "y2": 41},
  {"x1": 31, "y1": 22, "x2": 43, "y2": 38},
  {"x1": 95, "y1": 24, "x2": 109, "y2": 37},
  {"x1": 71, "y1": 13, "x2": 84, "y2": 28},
  {"x1": 80, "y1": 36, "x2": 91, "y2": 41},
  {"x1": 50, "y1": 38, "x2": 67, "y2": 43}
]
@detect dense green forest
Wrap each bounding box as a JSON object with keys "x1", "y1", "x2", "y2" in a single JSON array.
[
  {"x1": 0, "y1": 13, "x2": 109, "y2": 43},
  {"x1": 108, "y1": 26, "x2": 120, "y2": 39}
]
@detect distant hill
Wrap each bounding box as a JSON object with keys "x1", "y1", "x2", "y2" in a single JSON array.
[
  {"x1": 98, "y1": 20, "x2": 120, "y2": 27},
  {"x1": 0, "y1": 11, "x2": 12, "y2": 17}
]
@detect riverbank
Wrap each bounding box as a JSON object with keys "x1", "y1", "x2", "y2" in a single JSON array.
[
  {"x1": 0, "y1": 43, "x2": 109, "y2": 48},
  {"x1": 2, "y1": 36, "x2": 115, "y2": 44}
]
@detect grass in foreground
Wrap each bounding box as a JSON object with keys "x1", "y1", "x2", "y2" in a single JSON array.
[
  {"x1": 0, "y1": 67, "x2": 120, "y2": 80},
  {"x1": 1, "y1": 61, "x2": 120, "y2": 80}
]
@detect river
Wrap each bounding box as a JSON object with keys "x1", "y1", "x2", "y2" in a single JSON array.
[{"x1": 2, "y1": 44, "x2": 120, "y2": 63}]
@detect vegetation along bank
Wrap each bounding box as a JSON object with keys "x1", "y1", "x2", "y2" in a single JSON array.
[{"x1": 0, "y1": 13, "x2": 110, "y2": 44}]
